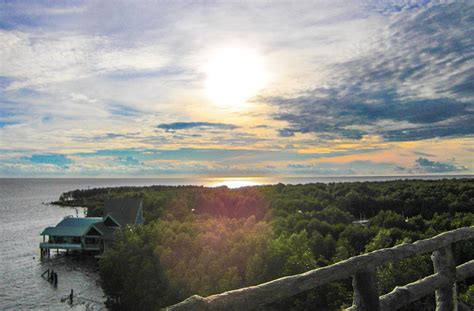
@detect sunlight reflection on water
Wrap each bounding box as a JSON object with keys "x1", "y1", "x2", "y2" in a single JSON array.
[{"x1": 207, "y1": 177, "x2": 272, "y2": 188}]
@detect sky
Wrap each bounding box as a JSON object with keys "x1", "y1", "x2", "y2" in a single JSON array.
[{"x1": 0, "y1": 0, "x2": 473, "y2": 177}]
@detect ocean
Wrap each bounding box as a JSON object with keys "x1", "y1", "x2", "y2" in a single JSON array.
[{"x1": 0, "y1": 176, "x2": 472, "y2": 310}]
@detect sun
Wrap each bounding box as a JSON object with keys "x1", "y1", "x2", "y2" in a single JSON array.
[{"x1": 205, "y1": 46, "x2": 268, "y2": 109}]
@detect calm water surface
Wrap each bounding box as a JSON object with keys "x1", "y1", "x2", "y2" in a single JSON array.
[{"x1": 1, "y1": 176, "x2": 472, "y2": 310}]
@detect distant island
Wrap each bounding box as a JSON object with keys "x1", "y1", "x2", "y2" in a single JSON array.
[{"x1": 53, "y1": 179, "x2": 474, "y2": 310}]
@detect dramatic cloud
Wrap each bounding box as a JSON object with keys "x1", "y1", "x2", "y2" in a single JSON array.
[
  {"x1": 0, "y1": 1, "x2": 473, "y2": 176},
  {"x1": 272, "y1": 2, "x2": 474, "y2": 142},
  {"x1": 274, "y1": 95, "x2": 474, "y2": 141},
  {"x1": 414, "y1": 157, "x2": 466, "y2": 173}
]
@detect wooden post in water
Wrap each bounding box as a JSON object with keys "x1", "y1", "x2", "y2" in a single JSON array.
[
  {"x1": 431, "y1": 246, "x2": 457, "y2": 311},
  {"x1": 41, "y1": 268, "x2": 50, "y2": 279},
  {"x1": 352, "y1": 268, "x2": 380, "y2": 311}
]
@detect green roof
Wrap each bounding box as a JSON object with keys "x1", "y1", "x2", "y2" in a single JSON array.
[
  {"x1": 41, "y1": 217, "x2": 103, "y2": 236},
  {"x1": 56, "y1": 217, "x2": 102, "y2": 227},
  {"x1": 40, "y1": 198, "x2": 143, "y2": 238},
  {"x1": 104, "y1": 198, "x2": 142, "y2": 226}
]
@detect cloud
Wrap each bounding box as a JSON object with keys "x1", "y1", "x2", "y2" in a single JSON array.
[
  {"x1": 157, "y1": 122, "x2": 239, "y2": 132},
  {"x1": 271, "y1": 2, "x2": 474, "y2": 142},
  {"x1": 278, "y1": 128, "x2": 295, "y2": 137},
  {"x1": 0, "y1": 120, "x2": 18, "y2": 128},
  {"x1": 117, "y1": 156, "x2": 140, "y2": 166},
  {"x1": 2, "y1": 146, "x2": 470, "y2": 177},
  {"x1": 252, "y1": 125, "x2": 271, "y2": 129},
  {"x1": 273, "y1": 91, "x2": 474, "y2": 143},
  {"x1": 108, "y1": 103, "x2": 142, "y2": 117},
  {"x1": 414, "y1": 157, "x2": 466, "y2": 173},
  {"x1": 365, "y1": 1, "x2": 434, "y2": 15},
  {"x1": 0, "y1": 30, "x2": 169, "y2": 90},
  {"x1": 413, "y1": 151, "x2": 434, "y2": 157},
  {"x1": 287, "y1": 160, "x2": 404, "y2": 176},
  {"x1": 71, "y1": 146, "x2": 382, "y2": 168},
  {"x1": 0, "y1": 1, "x2": 473, "y2": 177},
  {"x1": 22, "y1": 154, "x2": 73, "y2": 165}
]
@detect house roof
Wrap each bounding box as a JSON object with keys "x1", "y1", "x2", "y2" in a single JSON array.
[
  {"x1": 41, "y1": 225, "x2": 87, "y2": 237},
  {"x1": 57, "y1": 217, "x2": 103, "y2": 227},
  {"x1": 104, "y1": 198, "x2": 142, "y2": 226},
  {"x1": 40, "y1": 198, "x2": 142, "y2": 238},
  {"x1": 93, "y1": 222, "x2": 117, "y2": 241},
  {"x1": 41, "y1": 217, "x2": 102, "y2": 236}
]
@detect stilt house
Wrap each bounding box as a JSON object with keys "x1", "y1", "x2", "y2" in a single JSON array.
[{"x1": 40, "y1": 198, "x2": 143, "y2": 256}]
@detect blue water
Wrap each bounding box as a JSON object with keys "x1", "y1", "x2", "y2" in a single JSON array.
[{"x1": 0, "y1": 176, "x2": 472, "y2": 310}]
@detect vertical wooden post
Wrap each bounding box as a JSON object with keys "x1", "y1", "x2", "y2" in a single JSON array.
[
  {"x1": 431, "y1": 246, "x2": 457, "y2": 311},
  {"x1": 352, "y1": 268, "x2": 380, "y2": 311}
]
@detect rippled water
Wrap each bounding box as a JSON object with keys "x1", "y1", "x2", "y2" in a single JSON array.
[
  {"x1": 0, "y1": 179, "x2": 107, "y2": 310},
  {"x1": 1, "y1": 176, "x2": 471, "y2": 310}
]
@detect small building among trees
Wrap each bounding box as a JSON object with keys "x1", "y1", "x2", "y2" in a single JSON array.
[{"x1": 40, "y1": 198, "x2": 143, "y2": 257}]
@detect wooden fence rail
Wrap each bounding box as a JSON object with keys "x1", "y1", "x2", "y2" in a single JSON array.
[{"x1": 164, "y1": 227, "x2": 474, "y2": 311}]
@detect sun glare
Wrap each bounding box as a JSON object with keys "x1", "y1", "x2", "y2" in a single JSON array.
[
  {"x1": 205, "y1": 46, "x2": 268, "y2": 109},
  {"x1": 209, "y1": 177, "x2": 265, "y2": 188}
]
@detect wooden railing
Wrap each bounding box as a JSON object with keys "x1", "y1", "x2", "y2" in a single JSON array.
[{"x1": 164, "y1": 227, "x2": 474, "y2": 311}]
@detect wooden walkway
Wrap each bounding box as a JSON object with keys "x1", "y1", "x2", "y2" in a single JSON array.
[{"x1": 164, "y1": 227, "x2": 474, "y2": 311}]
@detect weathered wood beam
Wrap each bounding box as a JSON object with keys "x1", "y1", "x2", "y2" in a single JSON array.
[
  {"x1": 378, "y1": 259, "x2": 474, "y2": 311},
  {"x1": 432, "y1": 246, "x2": 456, "y2": 311},
  {"x1": 456, "y1": 259, "x2": 474, "y2": 280},
  {"x1": 164, "y1": 227, "x2": 474, "y2": 311},
  {"x1": 378, "y1": 273, "x2": 448, "y2": 311},
  {"x1": 352, "y1": 268, "x2": 380, "y2": 311}
]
